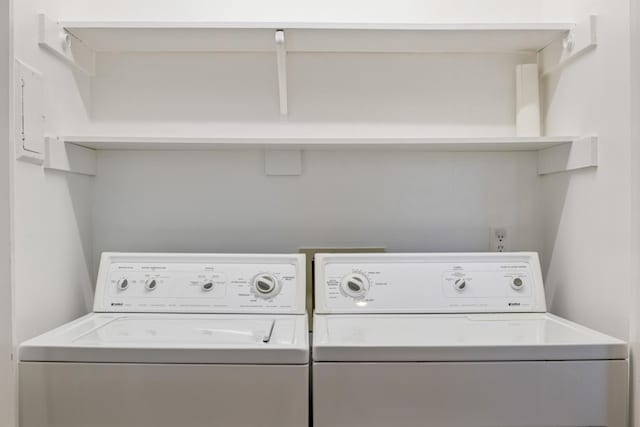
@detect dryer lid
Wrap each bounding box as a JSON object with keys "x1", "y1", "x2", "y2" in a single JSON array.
[{"x1": 312, "y1": 312, "x2": 627, "y2": 362}]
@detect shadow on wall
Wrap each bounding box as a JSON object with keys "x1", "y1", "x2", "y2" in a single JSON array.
[
  {"x1": 61, "y1": 170, "x2": 95, "y2": 310},
  {"x1": 539, "y1": 168, "x2": 585, "y2": 315}
]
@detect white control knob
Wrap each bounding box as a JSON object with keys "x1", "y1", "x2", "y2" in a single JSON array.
[
  {"x1": 511, "y1": 277, "x2": 524, "y2": 291},
  {"x1": 341, "y1": 273, "x2": 370, "y2": 298},
  {"x1": 453, "y1": 278, "x2": 468, "y2": 292},
  {"x1": 202, "y1": 281, "x2": 214, "y2": 292},
  {"x1": 116, "y1": 278, "x2": 129, "y2": 291},
  {"x1": 145, "y1": 278, "x2": 158, "y2": 291},
  {"x1": 252, "y1": 274, "x2": 281, "y2": 298}
]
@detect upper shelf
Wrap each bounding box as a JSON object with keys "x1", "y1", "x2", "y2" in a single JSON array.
[{"x1": 61, "y1": 21, "x2": 574, "y2": 53}]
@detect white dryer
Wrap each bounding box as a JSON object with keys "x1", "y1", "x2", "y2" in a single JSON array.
[
  {"x1": 313, "y1": 252, "x2": 628, "y2": 427},
  {"x1": 20, "y1": 253, "x2": 309, "y2": 427}
]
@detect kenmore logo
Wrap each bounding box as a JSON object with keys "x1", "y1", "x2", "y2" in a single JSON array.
[{"x1": 508, "y1": 302, "x2": 521, "y2": 307}]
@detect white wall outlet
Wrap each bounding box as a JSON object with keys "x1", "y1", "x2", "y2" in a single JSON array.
[{"x1": 490, "y1": 227, "x2": 510, "y2": 252}]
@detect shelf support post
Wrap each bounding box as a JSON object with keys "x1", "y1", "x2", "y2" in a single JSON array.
[{"x1": 275, "y1": 30, "x2": 288, "y2": 116}]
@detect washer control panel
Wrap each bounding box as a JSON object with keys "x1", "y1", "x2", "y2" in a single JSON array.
[
  {"x1": 315, "y1": 252, "x2": 546, "y2": 314},
  {"x1": 93, "y1": 253, "x2": 306, "y2": 314}
]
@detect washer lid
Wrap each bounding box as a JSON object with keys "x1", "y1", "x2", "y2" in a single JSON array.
[
  {"x1": 313, "y1": 313, "x2": 627, "y2": 362},
  {"x1": 20, "y1": 313, "x2": 309, "y2": 364}
]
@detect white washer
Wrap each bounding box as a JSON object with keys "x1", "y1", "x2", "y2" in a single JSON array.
[
  {"x1": 20, "y1": 253, "x2": 309, "y2": 427},
  {"x1": 313, "y1": 252, "x2": 628, "y2": 427}
]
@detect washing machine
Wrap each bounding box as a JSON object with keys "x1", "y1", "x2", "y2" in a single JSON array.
[
  {"x1": 19, "y1": 252, "x2": 308, "y2": 427},
  {"x1": 313, "y1": 252, "x2": 628, "y2": 427}
]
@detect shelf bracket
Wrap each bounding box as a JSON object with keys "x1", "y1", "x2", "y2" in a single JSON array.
[
  {"x1": 538, "y1": 15, "x2": 597, "y2": 77},
  {"x1": 44, "y1": 137, "x2": 97, "y2": 176},
  {"x1": 537, "y1": 136, "x2": 597, "y2": 175},
  {"x1": 37, "y1": 13, "x2": 95, "y2": 76},
  {"x1": 275, "y1": 30, "x2": 288, "y2": 116}
]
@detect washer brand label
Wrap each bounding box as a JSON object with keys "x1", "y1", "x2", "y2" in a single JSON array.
[
  {"x1": 111, "y1": 302, "x2": 123, "y2": 307},
  {"x1": 508, "y1": 302, "x2": 521, "y2": 306}
]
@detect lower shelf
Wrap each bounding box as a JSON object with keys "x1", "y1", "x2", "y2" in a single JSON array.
[
  {"x1": 45, "y1": 135, "x2": 598, "y2": 177},
  {"x1": 63, "y1": 135, "x2": 575, "y2": 151}
]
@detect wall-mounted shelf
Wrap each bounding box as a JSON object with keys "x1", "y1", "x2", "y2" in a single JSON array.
[
  {"x1": 51, "y1": 135, "x2": 597, "y2": 177},
  {"x1": 63, "y1": 135, "x2": 575, "y2": 151},
  {"x1": 39, "y1": 14, "x2": 597, "y2": 117},
  {"x1": 60, "y1": 21, "x2": 574, "y2": 54}
]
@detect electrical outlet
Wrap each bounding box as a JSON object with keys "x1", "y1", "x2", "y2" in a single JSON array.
[{"x1": 490, "y1": 227, "x2": 509, "y2": 252}]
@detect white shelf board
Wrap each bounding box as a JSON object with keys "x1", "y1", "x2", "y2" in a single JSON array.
[
  {"x1": 62, "y1": 135, "x2": 577, "y2": 151},
  {"x1": 62, "y1": 21, "x2": 574, "y2": 53}
]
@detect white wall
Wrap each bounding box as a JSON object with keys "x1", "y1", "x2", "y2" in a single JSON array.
[
  {"x1": 539, "y1": 1, "x2": 631, "y2": 339},
  {"x1": 630, "y1": 0, "x2": 640, "y2": 422},
  {"x1": 70, "y1": 0, "x2": 548, "y2": 22},
  {"x1": 0, "y1": 0, "x2": 14, "y2": 424},
  {"x1": 93, "y1": 150, "x2": 542, "y2": 268},
  {"x1": 12, "y1": 0, "x2": 94, "y2": 345},
  {"x1": 87, "y1": 52, "x2": 529, "y2": 137}
]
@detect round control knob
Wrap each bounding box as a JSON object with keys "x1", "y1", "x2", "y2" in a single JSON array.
[
  {"x1": 511, "y1": 277, "x2": 524, "y2": 291},
  {"x1": 116, "y1": 278, "x2": 129, "y2": 291},
  {"x1": 145, "y1": 279, "x2": 158, "y2": 291},
  {"x1": 252, "y1": 274, "x2": 281, "y2": 298},
  {"x1": 202, "y1": 281, "x2": 214, "y2": 292},
  {"x1": 340, "y1": 273, "x2": 370, "y2": 298},
  {"x1": 453, "y1": 278, "x2": 467, "y2": 292}
]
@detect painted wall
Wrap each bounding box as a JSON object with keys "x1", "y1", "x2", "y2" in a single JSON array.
[
  {"x1": 539, "y1": 0, "x2": 630, "y2": 339},
  {"x1": 93, "y1": 150, "x2": 542, "y2": 265},
  {"x1": 0, "y1": 0, "x2": 14, "y2": 425},
  {"x1": 629, "y1": 0, "x2": 640, "y2": 422},
  {"x1": 70, "y1": 0, "x2": 549, "y2": 22},
  {"x1": 12, "y1": 0, "x2": 94, "y2": 345}
]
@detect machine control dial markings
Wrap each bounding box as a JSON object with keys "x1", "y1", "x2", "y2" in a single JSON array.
[
  {"x1": 340, "y1": 273, "x2": 370, "y2": 299},
  {"x1": 116, "y1": 278, "x2": 129, "y2": 291},
  {"x1": 252, "y1": 273, "x2": 281, "y2": 298},
  {"x1": 511, "y1": 277, "x2": 524, "y2": 291},
  {"x1": 104, "y1": 261, "x2": 298, "y2": 311},
  {"x1": 453, "y1": 278, "x2": 467, "y2": 292},
  {"x1": 145, "y1": 279, "x2": 158, "y2": 291}
]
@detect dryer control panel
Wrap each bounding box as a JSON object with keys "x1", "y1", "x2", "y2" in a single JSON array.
[
  {"x1": 315, "y1": 252, "x2": 546, "y2": 314},
  {"x1": 93, "y1": 253, "x2": 306, "y2": 314}
]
